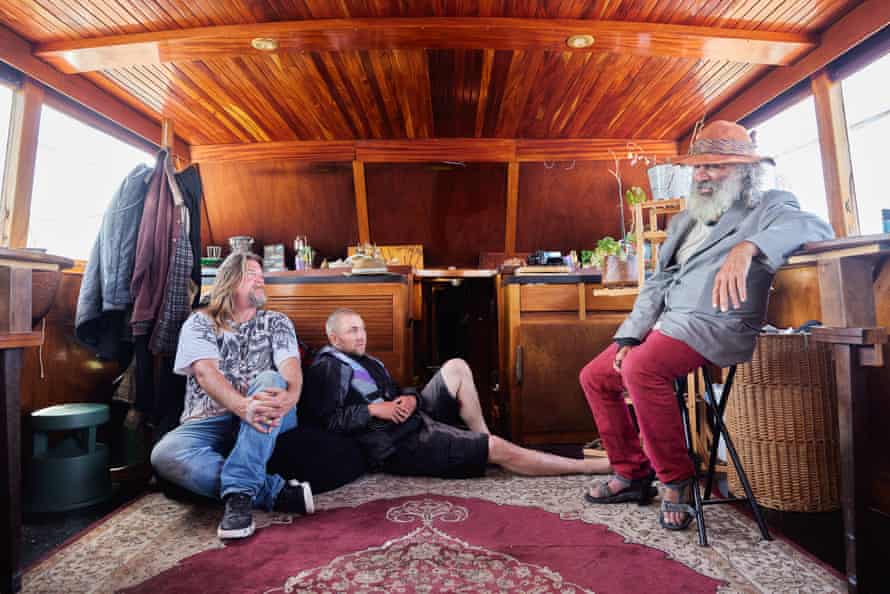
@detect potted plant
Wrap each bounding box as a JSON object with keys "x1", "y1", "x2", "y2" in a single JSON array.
[{"x1": 597, "y1": 236, "x2": 638, "y2": 287}]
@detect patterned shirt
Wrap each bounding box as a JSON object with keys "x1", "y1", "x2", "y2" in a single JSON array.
[{"x1": 174, "y1": 310, "x2": 300, "y2": 423}]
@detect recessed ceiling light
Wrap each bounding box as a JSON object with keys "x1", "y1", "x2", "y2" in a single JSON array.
[
  {"x1": 566, "y1": 34, "x2": 595, "y2": 49},
  {"x1": 251, "y1": 37, "x2": 279, "y2": 51}
]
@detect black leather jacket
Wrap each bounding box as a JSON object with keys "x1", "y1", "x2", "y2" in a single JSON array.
[{"x1": 299, "y1": 349, "x2": 419, "y2": 469}]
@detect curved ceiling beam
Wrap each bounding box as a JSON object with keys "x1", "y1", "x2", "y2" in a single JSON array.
[{"x1": 34, "y1": 18, "x2": 816, "y2": 74}]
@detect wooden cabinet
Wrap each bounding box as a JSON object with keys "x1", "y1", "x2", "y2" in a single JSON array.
[
  {"x1": 501, "y1": 275, "x2": 633, "y2": 444},
  {"x1": 513, "y1": 315, "x2": 625, "y2": 444},
  {"x1": 265, "y1": 274, "x2": 412, "y2": 385}
]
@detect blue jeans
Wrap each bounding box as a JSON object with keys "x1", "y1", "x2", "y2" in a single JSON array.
[{"x1": 150, "y1": 371, "x2": 297, "y2": 510}]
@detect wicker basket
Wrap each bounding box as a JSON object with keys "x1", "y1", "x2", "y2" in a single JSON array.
[{"x1": 726, "y1": 334, "x2": 841, "y2": 512}]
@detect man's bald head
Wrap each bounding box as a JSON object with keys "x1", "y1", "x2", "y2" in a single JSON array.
[{"x1": 326, "y1": 308, "x2": 367, "y2": 356}]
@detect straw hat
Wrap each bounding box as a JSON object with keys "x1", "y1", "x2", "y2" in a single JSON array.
[{"x1": 674, "y1": 120, "x2": 775, "y2": 166}]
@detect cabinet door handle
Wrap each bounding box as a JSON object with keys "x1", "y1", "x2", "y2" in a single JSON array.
[{"x1": 515, "y1": 345, "x2": 523, "y2": 385}]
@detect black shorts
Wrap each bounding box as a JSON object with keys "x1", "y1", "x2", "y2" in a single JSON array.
[{"x1": 382, "y1": 372, "x2": 489, "y2": 479}]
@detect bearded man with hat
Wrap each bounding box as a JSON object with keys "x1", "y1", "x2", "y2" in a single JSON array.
[{"x1": 579, "y1": 120, "x2": 834, "y2": 530}]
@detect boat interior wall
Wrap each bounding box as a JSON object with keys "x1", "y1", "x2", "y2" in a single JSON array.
[
  {"x1": 20, "y1": 272, "x2": 119, "y2": 416},
  {"x1": 199, "y1": 159, "x2": 359, "y2": 263},
  {"x1": 516, "y1": 161, "x2": 649, "y2": 254},
  {"x1": 762, "y1": 262, "x2": 890, "y2": 520},
  {"x1": 868, "y1": 263, "x2": 890, "y2": 514},
  {"x1": 365, "y1": 163, "x2": 507, "y2": 268}
]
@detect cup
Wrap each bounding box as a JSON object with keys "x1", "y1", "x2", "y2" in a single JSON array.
[{"x1": 206, "y1": 246, "x2": 222, "y2": 259}]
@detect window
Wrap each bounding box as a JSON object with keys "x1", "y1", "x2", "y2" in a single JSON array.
[
  {"x1": 0, "y1": 84, "x2": 13, "y2": 186},
  {"x1": 841, "y1": 50, "x2": 890, "y2": 235},
  {"x1": 27, "y1": 105, "x2": 153, "y2": 260},
  {"x1": 749, "y1": 97, "x2": 830, "y2": 224}
]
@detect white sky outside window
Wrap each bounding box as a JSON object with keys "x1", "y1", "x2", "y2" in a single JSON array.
[
  {"x1": 842, "y1": 51, "x2": 890, "y2": 235},
  {"x1": 750, "y1": 97, "x2": 830, "y2": 224},
  {"x1": 0, "y1": 85, "x2": 12, "y2": 189},
  {"x1": 28, "y1": 105, "x2": 153, "y2": 260}
]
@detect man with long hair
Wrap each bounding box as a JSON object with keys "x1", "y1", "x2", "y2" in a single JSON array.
[
  {"x1": 151, "y1": 252, "x2": 313, "y2": 539},
  {"x1": 579, "y1": 120, "x2": 834, "y2": 531},
  {"x1": 301, "y1": 309, "x2": 613, "y2": 479}
]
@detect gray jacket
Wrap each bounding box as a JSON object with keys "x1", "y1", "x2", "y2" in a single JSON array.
[
  {"x1": 75, "y1": 163, "x2": 154, "y2": 357},
  {"x1": 615, "y1": 189, "x2": 834, "y2": 366}
]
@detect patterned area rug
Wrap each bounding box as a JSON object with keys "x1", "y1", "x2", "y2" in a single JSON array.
[{"x1": 22, "y1": 471, "x2": 844, "y2": 593}]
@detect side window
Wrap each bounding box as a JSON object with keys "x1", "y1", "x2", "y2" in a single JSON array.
[
  {"x1": 27, "y1": 105, "x2": 153, "y2": 260},
  {"x1": 0, "y1": 84, "x2": 13, "y2": 192},
  {"x1": 750, "y1": 97, "x2": 830, "y2": 224},
  {"x1": 841, "y1": 51, "x2": 890, "y2": 235}
]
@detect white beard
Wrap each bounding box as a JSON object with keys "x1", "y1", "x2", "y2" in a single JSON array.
[{"x1": 687, "y1": 172, "x2": 743, "y2": 225}]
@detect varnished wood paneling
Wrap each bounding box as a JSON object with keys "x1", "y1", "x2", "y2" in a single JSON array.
[
  {"x1": 0, "y1": 23, "x2": 188, "y2": 159},
  {"x1": 0, "y1": 1, "x2": 866, "y2": 151},
  {"x1": 365, "y1": 163, "x2": 507, "y2": 268},
  {"x1": 352, "y1": 161, "x2": 370, "y2": 245},
  {"x1": 267, "y1": 294, "x2": 395, "y2": 351},
  {"x1": 519, "y1": 285, "x2": 579, "y2": 312},
  {"x1": 516, "y1": 316, "x2": 626, "y2": 443},
  {"x1": 199, "y1": 160, "x2": 358, "y2": 263},
  {"x1": 504, "y1": 162, "x2": 519, "y2": 254},
  {"x1": 517, "y1": 139, "x2": 677, "y2": 162},
  {"x1": 356, "y1": 139, "x2": 514, "y2": 162},
  {"x1": 192, "y1": 141, "x2": 356, "y2": 163},
  {"x1": 0, "y1": 1, "x2": 854, "y2": 45},
  {"x1": 710, "y1": 0, "x2": 890, "y2": 125},
  {"x1": 867, "y1": 262, "x2": 890, "y2": 514},
  {"x1": 36, "y1": 18, "x2": 815, "y2": 73},
  {"x1": 109, "y1": 50, "x2": 760, "y2": 144},
  {"x1": 265, "y1": 280, "x2": 410, "y2": 384},
  {"x1": 766, "y1": 264, "x2": 823, "y2": 328},
  {"x1": 516, "y1": 160, "x2": 652, "y2": 254},
  {"x1": 21, "y1": 272, "x2": 119, "y2": 415},
  {"x1": 191, "y1": 138, "x2": 678, "y2": 163}
]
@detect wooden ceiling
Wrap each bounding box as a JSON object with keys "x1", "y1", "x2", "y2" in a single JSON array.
[{"x1": 0, "y1": 1, "x2": 861, "y2": 147}]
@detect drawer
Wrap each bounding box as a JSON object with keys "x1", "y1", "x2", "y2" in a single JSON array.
[{"x1": 520, "y1": 284, "x2": 579, "y2": 312}]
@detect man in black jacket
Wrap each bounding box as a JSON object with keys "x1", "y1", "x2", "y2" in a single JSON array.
[{"x1": 300, "y1": 308, "x2": 612, "y2": 478}]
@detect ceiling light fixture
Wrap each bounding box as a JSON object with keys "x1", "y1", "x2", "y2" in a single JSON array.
[
  {"x1": 566, "y1": 34, "x2": 594, "y2": 49},
  {"x1": 251, "y1": 37, "x2": 279, "y2": 51}
]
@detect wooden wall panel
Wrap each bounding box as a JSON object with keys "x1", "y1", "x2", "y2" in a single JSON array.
[
  {"x1": 365, "y1": 163, "x2": 507, "y2": 268},
  {"x1": 21, "y1": 272, "x2": 119, "y2": 415},
  {"x1": 199, "y1": 159, "x2": 358, "y2": 263},
  {"x1": 867, "y1": 262, "x2": 890, "y2": 515},
  {"x1": 0, "y1": 1, "x2": 854, "y2": 45},
  {"x1": 516, "y1": 160, "x2": 651, "y2": 254}
]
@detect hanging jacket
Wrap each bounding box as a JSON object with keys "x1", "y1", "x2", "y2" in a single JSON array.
[
  {"x1": 131, "y1": 150, "x2": 180, "y2": 338},
  {"x1": 175, "y1": 164, "x2": 203, "y2": 307},
  {"x1": 75, "y1": 162, "x2": 153, "y2": 359},
  {"x1": 148, "y1": 163, "x2": 203, "y2": 354}
]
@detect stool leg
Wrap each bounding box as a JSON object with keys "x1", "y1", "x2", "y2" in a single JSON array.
[
  {"x1": 677, "y1": 381, "x2": 708, "y2": 546},
  {"x1": 702, "y1": 366, "x2": 735, "y2": 500},
  {"x1": 710, "y1": 395, "x2": 773, "y2": 541}
]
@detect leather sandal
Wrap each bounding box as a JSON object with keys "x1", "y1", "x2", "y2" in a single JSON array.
[
  {"x1": 659, "y1": 478, "x2": 696, "y2": 531},
  {"x1": 584, "y1": 471, "x2": 657, "y2": 506}
]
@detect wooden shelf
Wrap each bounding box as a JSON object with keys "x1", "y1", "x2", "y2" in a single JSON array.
[
  {"x1": 592, "y1": 287, "x2": 640, "y2": 297},
  {"x1": 642, "y1": 231, "x2": 668, "y2": 242},
  {"x1": 639, "y1": 198, "x2": 686, "y2": 210}
]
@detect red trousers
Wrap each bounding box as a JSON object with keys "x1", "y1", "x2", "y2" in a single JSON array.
[{"x1": 579, "y1": 331, "x2": 707, "y2": 484}]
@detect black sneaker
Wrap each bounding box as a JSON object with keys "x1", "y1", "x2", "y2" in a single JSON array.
[
  {"x1": 273, "y1": 480, "x2": 315, "y2": 515},
  {"x1": 217, "y1": 493, "x2": 255, "y2": 539}
]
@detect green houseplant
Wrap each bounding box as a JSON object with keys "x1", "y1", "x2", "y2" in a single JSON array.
[{"x1": 597, "y1": 235, "x2": 638, "y2": 287}]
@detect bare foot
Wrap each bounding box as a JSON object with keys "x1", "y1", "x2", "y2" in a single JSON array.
[{"x1": 582, "y1": 457, "x2": 612, "y2": 475}]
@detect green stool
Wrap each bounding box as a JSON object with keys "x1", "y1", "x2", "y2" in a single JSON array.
[{"x1": 26, "y1": 403, "x2": 112, "y2": 512}]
